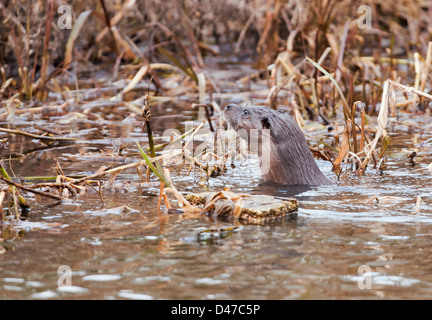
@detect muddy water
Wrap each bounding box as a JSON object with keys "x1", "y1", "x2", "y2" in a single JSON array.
[
  {"x1": 1, "y1": 122, "x2": 432, "y2": 300},
  {"x1": 1, "y1": 90, "x2": 432, "y2": 299}
]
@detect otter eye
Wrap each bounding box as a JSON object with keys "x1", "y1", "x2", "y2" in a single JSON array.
[
  {"x1": 243, "y1": 109, "x2": 249, "y2": 115},
  {"x1": 261, "y1": 117, "x2": 271, "y2": 129}
]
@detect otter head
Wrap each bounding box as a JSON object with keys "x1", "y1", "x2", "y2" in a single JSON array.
[
  {"x1": 224, "y1": 103, "x2": 273, "y2": 161},
  {"x1": 224, "y1": 103, "x2": 331, "y2": 186},
  {"x1": 224, "y1": 104, "x2": 272, "y2": 132}
]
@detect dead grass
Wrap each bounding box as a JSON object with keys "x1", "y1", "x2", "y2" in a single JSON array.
[{"x1": 1, "y1": 0, "x2": 432, "y2": 216}]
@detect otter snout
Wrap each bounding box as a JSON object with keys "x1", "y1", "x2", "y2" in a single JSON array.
[
  {"x1": 224, "y1": 103, "x2": 241, "y2": 130},
  {"x1": 223, "y1": 103, "x2": 238, "y2": 117},
  {"x1": 225, "y1": 104, "x2": 234, "y2": 110}
]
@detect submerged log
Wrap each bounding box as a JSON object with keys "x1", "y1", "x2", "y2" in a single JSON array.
[{"x1": 186, "y1": 190, "x2": 298, "y2": 224}]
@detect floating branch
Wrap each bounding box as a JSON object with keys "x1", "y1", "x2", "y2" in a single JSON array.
[
  {"x1": 0, "y1": 128, "x2": 77, "y2": 141},
  {"x1": 0, "y1": 176, "x2": 63, "y2": 201}
]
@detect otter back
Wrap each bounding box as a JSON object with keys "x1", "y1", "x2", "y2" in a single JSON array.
[{"x1": 224, "y1": 104, "x2": 330, "y2": 186}]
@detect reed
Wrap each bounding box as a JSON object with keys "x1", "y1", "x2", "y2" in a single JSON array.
[{"x1": 1, "y1": 0, "x2": 432, "y2": 214}]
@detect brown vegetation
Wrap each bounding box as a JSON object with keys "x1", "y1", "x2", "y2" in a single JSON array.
[{"x1": 1, "y1": 0, "x2": 432, "y2": 216}]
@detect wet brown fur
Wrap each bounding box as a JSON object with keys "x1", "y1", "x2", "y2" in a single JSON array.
[{"x1": 224, "y1": 104, "x2": 330, "y2": 186}]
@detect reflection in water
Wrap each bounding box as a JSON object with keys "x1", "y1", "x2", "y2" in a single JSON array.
[{"x1": 254, "y1": 181, "x2": 313, "y2": 198}]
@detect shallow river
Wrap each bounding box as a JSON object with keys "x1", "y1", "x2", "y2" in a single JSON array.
[{"x1": 1, "y1": 110, "x2": 432, "y2": 300}]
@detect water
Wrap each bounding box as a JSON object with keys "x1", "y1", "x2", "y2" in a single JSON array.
[
  {"x1": 1, "y1": 57, "x2": 432, "y2": 299},
  {"x1": 1, "y1": 121, "x2": 432, "y2": 300}
]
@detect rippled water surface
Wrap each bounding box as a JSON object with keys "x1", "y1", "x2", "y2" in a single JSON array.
[
  {"x1": 1, "y1": 55, "x2": 432, "y2": 299},
  {"x1": 1, "y1": 119, "x2": 432, "y2": 300}
]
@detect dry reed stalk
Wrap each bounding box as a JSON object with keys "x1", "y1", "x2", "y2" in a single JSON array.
[
  {"x1": 36, "y1": 0, "x2": 54, "y2": 100},
  {"x1": 359, "y1": 103, "x2": 365, "y2": 151},
  {"x1": 360, "y1": 80, "x2": 389, "y2": 169},
  {"x1": 414, "y1": 196, "x2": 422, "y2": 213},
  {"x1": 181, "y1": 8, "x2": 204, "y2": 68},
  {"x1": 0, "y1": 190, "x2": 6, "y2": 218},
  {"x1": 388, "y1": 80, "x2": 432, "y2": 101},
  {"x1": 335, "y1": 21, "x2": 349, "y2": 82},
  {"x1": 182, "y1": 120, "x2": 205, "y2": 153},
  {"x1": 64, "y1": 10, "x2": 93, "y2": 66},
  {"x1": 306, "y1": 57, "x2": 351, "y2": 120},
  {"x1": 99, "y1": 0, "x2": 121, "y2": 56},
  {"x1": 234, "y1": 9, "x2": 258, "y2": 53},
  {"x1": 414, "y1": 52, "x2": 421, "y2": 90},
  {"x1": 420, "y1": 42, "x2": 432, "y2": 92},
  {"x1": 0, "y1": 128, "x2": 76, "y2": 141},
  {"x1": 72, "y1": 150, "x2": 182, "y2": 184},
  {"x1": 333, "y1": 127, "x2": 349, "y2": 174}
]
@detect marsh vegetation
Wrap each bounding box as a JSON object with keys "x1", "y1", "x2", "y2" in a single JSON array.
[{"x1": 0, "y1": 0, "x2": 432, "y2": 299}]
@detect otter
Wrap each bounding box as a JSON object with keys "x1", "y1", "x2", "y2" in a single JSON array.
[{"x1": 224, "y1": 104, "x2": 330, "y2": 186}]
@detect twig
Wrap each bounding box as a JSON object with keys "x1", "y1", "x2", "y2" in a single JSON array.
[
  {"x1": 25, "y1": 182, "x2": 94, "y2": 188},
  {"x1": 73, "y1": 160, "x2": 145, "y2": 183},
  {"x1": 0, "y1": 127, "x2": 76, "y2": 141},
  {"x1": 0, "y1": 190, "x2": 6, "y2": 216},
  {"x1": 420, "y1": 42, "x2": 432, "y2": 92},
  {"x1": 388, "y1": 79, "x2": 432, "y2": 101},
  {"x1": 234, "y1": 9, "x2": 258, "y2": 53},
  {"x1": 147, "y1": 122, "x2": 204, "y2": 151},
  {"x1": 143, "y1": 94, "x2": 156, "y2": 157},
  {"x1": 0, "y1": 176, "x2": 63, "y2": 200},
  {"x1": 0, "y1": 102, "x2": 69, "y2": 121},
  {"x1": 98, "y1": 177, "x2": 104, "y2": 206},
  {"x1": 193, "y1": 104, "x2": 214, "y2": 132},
  {"x1": 72, "y1": 150, "x2": 182, "y2": 184},
  {"x1": 183, "y1": 120, "x2": 205, "y2": 152},
  {"x1": 306, "y1": 56, "x2": 351, "y2": 121},
  {"x1": 99, "y1": 0, "x2": 120, "y2": 56}
]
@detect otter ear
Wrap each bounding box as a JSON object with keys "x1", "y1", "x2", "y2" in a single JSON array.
[{"x1": 261, "y1": 117, "x2": 271, "y2": 129}]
